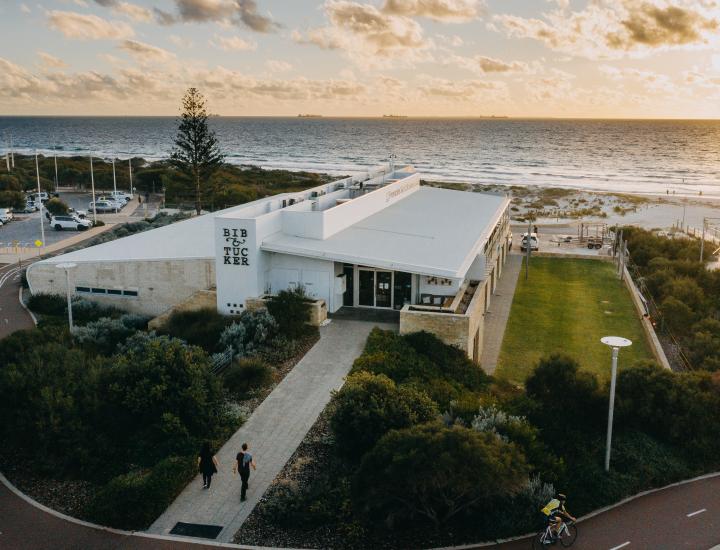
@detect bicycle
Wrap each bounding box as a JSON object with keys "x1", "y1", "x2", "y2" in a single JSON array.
[{"x1": 531, "y1": 520, "x2": 578, "y2": 549}]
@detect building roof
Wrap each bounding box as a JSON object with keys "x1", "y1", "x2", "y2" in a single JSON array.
[{"x1": 261, "y1": 187, "x2": 509, "y2": 279}]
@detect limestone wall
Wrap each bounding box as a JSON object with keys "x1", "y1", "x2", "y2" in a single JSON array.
[
  {"x1": 27, "y1": 258, "x2": 215, "y2": 317},
  {"x1": 245, "y1": 294, "x2": 328, "y2": 327}
]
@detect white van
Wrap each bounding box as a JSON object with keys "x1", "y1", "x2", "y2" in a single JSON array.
[{"x1": 520, "y1": 232, "x2": 539, "y2": 252}]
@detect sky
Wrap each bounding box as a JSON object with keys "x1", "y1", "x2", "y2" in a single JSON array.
[{"x1": 1, "y1": 0, "x2": 719, "y2": 118}]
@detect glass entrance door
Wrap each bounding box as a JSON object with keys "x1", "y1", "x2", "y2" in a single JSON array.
[
  {"x1": 358, "y1": 269, "x2": 375, "y2": 307},
  {"x1": 375, "y1": 271, "x2": 392, "y2": 308}
]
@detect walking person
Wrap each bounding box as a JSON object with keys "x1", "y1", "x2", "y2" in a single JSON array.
[
  {"x1": 198, "y1": 442, "x2": 219, "y2": 489},
  {"x1": 233, "y1": 442, "x2": 256, "y2": 502}
]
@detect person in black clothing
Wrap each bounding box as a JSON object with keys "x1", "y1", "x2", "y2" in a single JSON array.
[
  {"x1": 233, "y1": 442, "x2": 256, "y2": 501},
  {"x1": 198, "y1": 442, "x2": 219, "y2": 489}
]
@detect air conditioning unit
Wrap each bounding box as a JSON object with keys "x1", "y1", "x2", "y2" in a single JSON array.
[{"x1": 289, "y1": 198, "x2": 296, "y2": 205}]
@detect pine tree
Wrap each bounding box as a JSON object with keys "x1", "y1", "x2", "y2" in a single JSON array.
[{"x1": 171, "y1": 88, "x2": 224, "y2": 215}]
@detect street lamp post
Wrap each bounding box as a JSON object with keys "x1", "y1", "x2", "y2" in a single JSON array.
[
  {"x1": 600, "y1": 336, "x2": 632, "y2": 472},
  {"x1": 56, "y1": 262, "x2": 77, "y2": 332}
]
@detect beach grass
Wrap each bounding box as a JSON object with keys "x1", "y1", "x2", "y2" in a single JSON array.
[{"x1": 495, "y1": 257, "x2": 653, "y2": 385}]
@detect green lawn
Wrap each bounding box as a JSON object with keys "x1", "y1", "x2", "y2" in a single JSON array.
[{"x1": 495, "y1": 257, "x2": 653, "y2": 385}]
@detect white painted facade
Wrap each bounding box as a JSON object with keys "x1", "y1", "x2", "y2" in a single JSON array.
[{"x1": 28, "y1": 164, "x2": 511, "y2": 320}]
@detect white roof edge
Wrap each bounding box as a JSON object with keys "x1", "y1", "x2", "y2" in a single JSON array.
[
  {"x1": 260, "y1": 243, "x2": 459, "y2": 279},
  {"x1": 455, "y1": 195, "x2": 510, "y2": 278}
]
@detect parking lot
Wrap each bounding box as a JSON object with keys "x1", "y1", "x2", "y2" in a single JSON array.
[{"x1": 0, "y1": 191, "x2": 136, "y2": 249}]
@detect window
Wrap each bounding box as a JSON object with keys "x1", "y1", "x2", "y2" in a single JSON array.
[
  {"x1": 76, "y1": 286, "x2": 90, "y2": 293},
  {"x1": 91, "y1": 288, "x2": 106, "y2": 294},
  {"x1": 123, "y1": 290, "x2": 138, "y2": 297},
  {"x1": 107, "y1": 289, "x2": 122, "y2": 295}
]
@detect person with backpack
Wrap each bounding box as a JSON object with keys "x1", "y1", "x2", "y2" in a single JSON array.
[{"x1": 233, "y1": 442, "x2": 256, "y2": 502}]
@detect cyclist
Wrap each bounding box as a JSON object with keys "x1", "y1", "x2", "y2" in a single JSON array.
[{"x1": 541, "y1": 493, "x2": 576, "y2": 541}]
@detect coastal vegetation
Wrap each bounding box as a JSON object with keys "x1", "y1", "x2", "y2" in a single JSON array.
[
  {"x1": 171, "y1": 88, "x2": 225, "y2": 215},
  {"x1": 622, "y1": 227, "x2": 720, "y2": 371},
  {"x1": 496, "y1": 257, "x2": 652, "y2": 384},
  {"x1": 0, "y1": 291, "x2": 317, "y2": 530},
  {"x1": 238, "y1": 330, "x2": 720, "y2": 549},
  {"x1": 2, "y1": 153, "x2": 334, "y2": 212}
]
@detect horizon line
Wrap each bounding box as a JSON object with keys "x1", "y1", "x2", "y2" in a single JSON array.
[{"x1": 1, "y1": 114, "x2": 720, "y2": 121}]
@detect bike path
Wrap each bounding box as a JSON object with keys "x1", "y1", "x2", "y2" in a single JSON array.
[{"x1": 467, "y1": 473, "x2": 720, "y2": 550}]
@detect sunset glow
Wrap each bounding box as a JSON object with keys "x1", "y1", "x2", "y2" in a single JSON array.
[{"x1": 1, "y1": 0, "x2": 719, "y2": 118}]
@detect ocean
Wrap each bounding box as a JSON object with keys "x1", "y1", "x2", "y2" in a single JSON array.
[{"x1": 1, "y1": 117, "x2": 719, "y2": 197}]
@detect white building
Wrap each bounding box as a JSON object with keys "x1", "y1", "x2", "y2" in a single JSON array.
[{"x1": 27, "y1": 164, "x2": 511, "y2": 362}]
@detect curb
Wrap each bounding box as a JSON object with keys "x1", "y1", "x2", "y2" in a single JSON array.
[{"x1": 18, "y1": 284, "x2": 38, "y2": 326}]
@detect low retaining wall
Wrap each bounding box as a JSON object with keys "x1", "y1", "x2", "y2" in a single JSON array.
[
  {"x1": 245, "y1": 295, "x2": 327, "y2": 327},
  {"x1": 622, "y1": 265, "x2": 672, "y2": 370},
  {"x1": 148, "y1": 289, "x2": 218, "y2": 330}
]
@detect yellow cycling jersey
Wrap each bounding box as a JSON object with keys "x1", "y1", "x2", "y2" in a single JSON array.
[{"x1": 541, "y1": 499, "x2": 561, "y2": 516}]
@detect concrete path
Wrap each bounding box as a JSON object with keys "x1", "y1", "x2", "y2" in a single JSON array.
[
  {"x1": 150, "y1": 319, "x2": 395, "y2": 543},
  {"x1": 0, "y1": 263, "x2": 35, "y2": 339},
  {"x1": 480, "y1": 253, "x2": 523, "y2": 375}
]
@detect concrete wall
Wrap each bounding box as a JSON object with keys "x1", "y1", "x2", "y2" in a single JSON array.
[
  {"x1": 148, "y1": 289, "x2": 217, "y2": 330},
  {"x1": 27, "y1": 258, "x2": 215, "y2": 317}
]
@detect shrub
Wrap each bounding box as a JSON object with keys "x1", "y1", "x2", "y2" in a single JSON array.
[
  {"x1": 27, "y1": 292, "x2": 66, "y2": 316},
  {"x1": 98, "y1": 334, "x2": 231, "y2": 467},
  {"x1": 354, "y1": 423, "x2": 529, "y2": 527},
  {"x1": 45, "y1": 197, "x2": 69, "y2": 216},
  {"x1": 259, "y1": 335, "x2": 307, "y2": 364},
  {"x1": 159, "y1": 307, "x2": 233, "y2": 353},
  {"x1": 219, "y1": 310, "x2": 278, "y2": 358},
  {"x1": 223, "y1": 358, "x2": 274, "y2": 399},
  {"x1": 266, "y1": 287, "x2": 312, "y2": 339},
  {"x1": 71, "y1": 298, "x2": 125, "y2": 324},
  {"x1": 330, "y1": 371, "x2": 438, "y2": 458},
  {"x1": 86, "y1": 455, "x2": 196, "y2": 530},
  {"x1": 73, "y1": 314, "x2": 150, "y2": 355},
  {"x1": 0, "y1": 325, "x2": 71, "y2": 366}
]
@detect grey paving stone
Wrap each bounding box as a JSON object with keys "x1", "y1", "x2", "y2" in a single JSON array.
[{"x1": 147, "y1": 319, "x2": 395, "y2": 543}]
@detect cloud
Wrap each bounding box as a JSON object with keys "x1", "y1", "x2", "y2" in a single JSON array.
[
  {"x1": 451, "y1": 54, "x2": 528, "y2": 73},
  {"x1": 294, "y1": 0, "x2": 433, "y2": 64},
  {"x1": 382, "y1": 0, "x2": 482, "y2": 22},
  {"x1": 155, "y1": 0, "x2": 279, "y2": 32},
  {"x1": 209, "y1": 34, "x2": 258, "y2": 51},
  {"x1": 38, "y1": 52, "x2": 68, "y2": 69},
  {"x1": 20, "y1": 3, "x2": 31, "y2": 14},
  {"x1": 266, "y1": 59, "x2": 292, "y2": 72},
  {"x1": 417, "y1": 76, "x2": 505, "y2": 99},
  {"x1": 494, "y1": 0, "x2": 719, "y2": 59},
  {"x1": 113, "y1": 2, "x2": 154, "y2": 23},
  {"x1": 47, "y1": 10, "x2": 135, "y2": 40},
  {"x1": 118, "y1": 40, "x2": 176, "y2": 62}
]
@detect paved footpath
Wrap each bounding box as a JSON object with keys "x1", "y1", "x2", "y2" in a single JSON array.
[
  {"x1": 150, "y1": 319, "x2": 395, "y2": 543},
  {"x1": 480, "y1": 253, "x2": 522, "y2": 375},
  {"x1": 0, "y1": 263, "x2": 35, "y2": 339}
]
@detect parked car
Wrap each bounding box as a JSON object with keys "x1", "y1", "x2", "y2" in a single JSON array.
[
  {"x1": 68, "y1": 207, "x2": 88, "y2": 219},
  {"x1": 27, "y1": 192, "x2": 49, "y2": 203},
  {"x1": 520, "y1": 232, "x2": 539, "y2": 252},
  {"x1": 51, "y1": 214, "x2": 92, "y2": 231},
  {"x1": 108, "y1": 191, "x2": 132, "y2": 203},
  {"x1": 0, "y1": 208, "x2": 14, "y2": 224},
  {"x1": 97, "y1": 196, "x2": 124, "y2": 210},
  {"x1": 23, "y1": 201, "x2": 39, "y2": 213},
  {"x1": 89, "y1": 200, "x2": 117, "y2": 213}
]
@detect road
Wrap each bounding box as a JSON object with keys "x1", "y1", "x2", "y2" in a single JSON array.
[
  {"x1": 1, "y1": 472, "x2": 719, "y2": 549},
  {"x1": 0, "y1": 262, "x2": 34, "y2": 339}
]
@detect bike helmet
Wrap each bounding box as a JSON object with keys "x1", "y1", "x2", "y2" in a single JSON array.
[{"x1": 557, "y1": 493, "x2": 567, "y2": 501}]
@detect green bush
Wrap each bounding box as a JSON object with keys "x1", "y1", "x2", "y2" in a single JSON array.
[
  {"x1": 73, "y1": 314, "x2": 150, "y2": 355},
  {"x1": 159, "y1": 307, "x2": 234, "y2": 353},
  {"x1": 71, "y1": 298, "x2": 125, "y2": 324},
  {"x1": 330, "y1": 371, "x2": 438, "y2": 458},
  {"x1": 27, "y1": 292, "x2": 66, "y2": 316},
  {"x1": 0, "y1": 325, "x2": 71, "y2": 366},
  {"x1": 86, "y1": 455, "x2": 196, "y2": 530},
  {"x1": 259, "y1": 335, "x2": 307, "y2": 364},
  {"x1": 223, "y1": 358, "x2": 274, "y2": 399},
  {"x1": 354, "y1": 423, "x2": 529, "y2": 527},
  {"x1": 45, "y1": 197, "x2": 69, "y2": 216},
  {"x1": 266, "y1": 287, "x2": 312, "y2": 339},
  {"x1": 219, "y1": 310, "x2": 278, "y2": 358}
]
